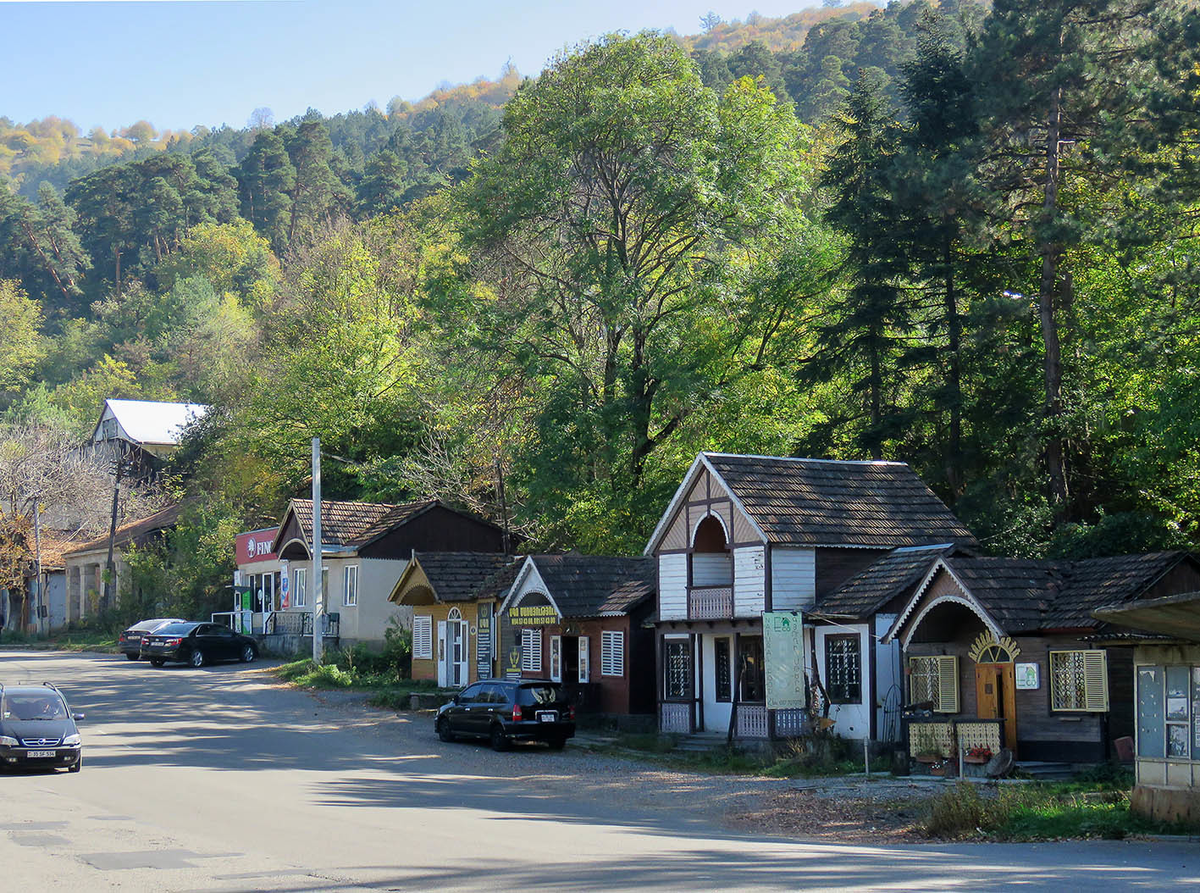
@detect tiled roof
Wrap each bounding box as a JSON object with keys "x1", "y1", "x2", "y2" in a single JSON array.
[
  {"x1": 531, "y1": 554, "x2": 656, "y2": 618},
  {"x1": 63, "y1": 504, "x2": 182, "y2": 557},
  {"x1": 415, "y1": 552, "x2": 521, "y2": 603},
  {"x1": 289, "y1": 499, "x2": 438, "y2": 550},
  {"x1": 704, "y1": 454, "x2": 977, "y2": 548},
  {"x1": 816, "y1": 544, "x2": 957, "y2": 618}
]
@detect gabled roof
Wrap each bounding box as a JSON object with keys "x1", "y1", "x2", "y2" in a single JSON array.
[
  {"x1": 274, "y1": 499, "x2": 441, "y2": 554},
  {"x1": 645, "y1": 452, "x2": 976, "y2": 553},
  {"x1": 884, "y1": 550, "x2": 1195, "y2": 641},
  {"x1": 815, "y1": 544, "x2": 959, "y2": 619},
  {"x1": 503, "y1": 554, "x2": 656, "y2": 619},
  {"x1": 92, "y1": 399, "x2": 209, "y2": 446},
  {"x1": 62, "y1": 504, "x2": 181, "y2": 558},
  {"x1": 390, "y1": 551, "x2": 520, "y2": 605}
]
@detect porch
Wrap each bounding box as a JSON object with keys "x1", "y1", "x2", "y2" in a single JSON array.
[{"x1": 659, "y1": 700, "x2": 808, "y2": 740}]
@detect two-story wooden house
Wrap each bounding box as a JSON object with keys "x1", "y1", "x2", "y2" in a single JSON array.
[{"x1": 645, "y1": 452, "x2": 976, "y2": 742}]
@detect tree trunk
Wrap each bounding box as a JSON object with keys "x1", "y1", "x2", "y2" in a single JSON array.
[
  {"x1": 944, "y1": 232, "x2": 963, "y2": 496},
  {"x1": 869, "y1": 328, "x2": 883, "y2": 461},
  {"x1": 1039, "y1": 84, "x2": 1069, "y2": 515}
]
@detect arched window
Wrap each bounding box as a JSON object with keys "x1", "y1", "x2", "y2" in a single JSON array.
[
  {"x1": 690, "y1": 513, "x2": 732, "y2": 589},
  {"x1": 448, "y1": 607, "x2": 462, "y2": 621}
]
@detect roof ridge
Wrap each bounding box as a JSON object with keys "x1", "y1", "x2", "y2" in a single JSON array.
[{"x1": 703, "y1": 451, "x2": 907, "y2": 466}]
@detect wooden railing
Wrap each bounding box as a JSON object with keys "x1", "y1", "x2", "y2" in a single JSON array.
[
  {"x1": 774, "y1": 708, "x2": 808, "y2": 738},
  {"x1": 660, "y1": 701, "x2": 693, "y2": 734},
  {"x1": 736, "y1": 704, "x2": 769, "y2": 738},
  {"x1": 688, "y1": 586, "x2": 733, "y2": 619}
]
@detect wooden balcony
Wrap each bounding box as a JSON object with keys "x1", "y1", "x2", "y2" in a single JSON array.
[{"x1": 688, "y1": 585, "x2": 733, "y2": 619}]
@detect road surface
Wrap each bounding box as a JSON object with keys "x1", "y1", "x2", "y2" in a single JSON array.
[{"x1": 0, "y1": 650, "x2": 1195, "y2": 891}]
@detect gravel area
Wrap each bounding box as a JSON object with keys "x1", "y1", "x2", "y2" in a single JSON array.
[{"x1": 288, "y1": 681, "x2": 945, "y2": 842}]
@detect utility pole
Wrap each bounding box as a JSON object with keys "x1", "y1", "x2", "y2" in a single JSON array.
[
  {"x1": 103, "y1": 455, "x2": 124, "y2": 613},
  {"x1": 33, "y1": 501, "x2": 44, "y2": 636},
  {"x1": 495, "y1": 455, "x2": 510, "y2": 556},
  {"x1": 311, "y1": 437, "x2": 324, "y2": 665}
]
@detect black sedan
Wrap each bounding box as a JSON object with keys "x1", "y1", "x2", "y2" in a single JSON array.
[
  {"x1": 117, "y1": 617, "x2": 186, "y2": 660},
  {"x1": 0, "y1": 683, "x2": 84, "y2": 772},
  {"x1": 435, "y1": 679, "x2": 575, "y2": 751},
  {"x1": 141, "y1": 621, "x2": 259, "y2": 668}
]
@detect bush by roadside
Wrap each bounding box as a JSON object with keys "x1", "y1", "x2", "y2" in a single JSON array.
[
  {"x1": 273, "y1": 656, "x2": 455, "y2": 710},
  {"x1": 0, "y1": 628, "x2": 118, "y2": 653}
]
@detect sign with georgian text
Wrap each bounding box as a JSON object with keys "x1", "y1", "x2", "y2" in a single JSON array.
[
  {"x1": 763, "y1": 611, "x2": 806, "y2": 710},
  {"x1": 476, "y1": 602, "x2": 493, "y2": 679}
]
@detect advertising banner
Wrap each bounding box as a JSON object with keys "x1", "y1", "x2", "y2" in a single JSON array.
[
  {"x1": 476, "y1": 602, "x2": 493, "y2": 680},
  {"x1": 763, "y1": 611, "x2": 806, "y2": 710},
  {"x1": 508, "y1": 603, "x2": 559, "y2": 625},
  {"x1": 235, "y1": 528, "x2": 279, "y2": 566}
]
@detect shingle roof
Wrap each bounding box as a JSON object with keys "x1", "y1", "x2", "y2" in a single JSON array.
[
  {"x1": 288, "y1": 499, "x2": 438, "y2": 550},
  {"x1": 530, "y1": 554, "x2": 656, "y2": 618},
  {"x1": 703, "y1": 454, "x2": 977, "y2": 548},
  {"x1": 414, "y1": 552, "x2": 521, "y2": 603},
  {"x1": 816, "y1": 544, "x2": 957, "y2": 618},
  {"x1": 62, "y1": 504, "x2": 182, "y2": 557},
  {"x1": 1048, "y1": 552, "x2": 1190, "y2": 628}
]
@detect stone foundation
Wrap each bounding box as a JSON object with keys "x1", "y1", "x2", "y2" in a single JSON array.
[{"x1": 1131, "y1": 784, "x2": 1200, "y2": 825}]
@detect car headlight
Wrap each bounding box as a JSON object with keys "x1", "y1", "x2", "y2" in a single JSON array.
[
  {"x1": 62, "y1": 734, "x2": 81, "y2": 746},
  {"x1": 0, "y1": 736, "x2": 16, "y2": 747}
]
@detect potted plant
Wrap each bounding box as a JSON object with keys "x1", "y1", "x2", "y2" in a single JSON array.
[{"x1": 964, "y1": 745, "x2": 993, "y2": 764}]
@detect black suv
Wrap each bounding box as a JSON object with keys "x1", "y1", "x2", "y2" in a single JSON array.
[
  {"x1": 436, "y1": 679, "x2": 575, "y2": 751},
  {"x1": 0, "y1": 683, "x2": 83, "y2": 772}
]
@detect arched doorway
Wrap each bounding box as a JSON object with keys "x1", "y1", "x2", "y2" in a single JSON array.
[
  {"x1": 440, "y1": 606, "x2": 469, "y2": 688},
  {"x1": 969, "y1": 632, "x2": 1020, "y2": 753}
]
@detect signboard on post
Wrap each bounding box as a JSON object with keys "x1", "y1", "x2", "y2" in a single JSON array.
[
  {"x1": 763, "y1": 611, "x2": 806, "y2": 710},
  {"x1": 476, "y1": 602, "x2": 493, "y2": 680}
]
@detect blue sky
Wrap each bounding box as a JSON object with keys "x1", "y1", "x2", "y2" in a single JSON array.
[{"x1": 1, "y1": 0, "x2": 824, "y2": 132}]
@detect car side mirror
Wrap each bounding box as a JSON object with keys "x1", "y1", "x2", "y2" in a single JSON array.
[
  {"x1": 451, "y1": 695, "x2": 460, "y2": 705},
  {"x1": 73, "y1": 713, "x2": 85, "y2": 721}
]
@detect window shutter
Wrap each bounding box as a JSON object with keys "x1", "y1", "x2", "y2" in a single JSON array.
[
  {"x1": 936, "y1": 655, "x2": 959, "y2": 713},
  {"x1": 1083, "y1": 650, "x2": 1109, "y2": 712},
  {"x1": 413, "y1": 616, "x2": 432, "y2": 660},
  {"x1": 601, "y1": 631, "x2": 624, "y2": 677}
]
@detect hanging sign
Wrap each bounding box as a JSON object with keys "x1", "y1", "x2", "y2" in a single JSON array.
[{"x1": 763, "y1": 611, "x2": 806, "y2": 710}]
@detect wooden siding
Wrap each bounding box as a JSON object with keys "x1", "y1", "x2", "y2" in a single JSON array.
[
  {"x1": 361, "y1": 504, "x2": 505, "y2": 559},
  {"x1": 770, "y1": 547, "x2": 816, "y2": 611},
  {"x1": 659, "y1": 554, "x2": 688, "y2": 620},
  {"x1": 410, "y1": 601, "x2": 486, "y2": 684},
  {"x1": 1143, "y1": 560, "x2": 1200, "y2": 601},
  {"x1": 693, "y1": 553, "x2": 732, "y2": 587},
  {"x1": 734, "y1": 546, "x2": 766, "y2": 616},
  {"x1": 815, "y1": 547, "x2": 891, "y2": 598}
]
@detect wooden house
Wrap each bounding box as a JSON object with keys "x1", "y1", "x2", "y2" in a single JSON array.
[
  {"x1": 645, "y1": 452, "x2": 976, "y2": 742},
  {"x1": 497, "y1": 554, "x2": 656, "y2": 717},
  {"x1": 270, "y1": 499, "x2": 507, "y2": 648},
  {"x1": 883, "y1": 551, "x2": 1200, "y2": 765}
]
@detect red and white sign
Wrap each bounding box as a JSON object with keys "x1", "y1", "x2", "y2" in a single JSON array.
[{"x1": 235, "y1": 528, "x2": 279, "y2": 565}]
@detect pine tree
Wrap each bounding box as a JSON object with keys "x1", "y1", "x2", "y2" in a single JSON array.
[{"x1": 237, "y1": 129, "x2": 296, "y2": 252}]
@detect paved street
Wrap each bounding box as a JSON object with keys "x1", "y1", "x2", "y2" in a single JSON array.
[{"x1": 0, "y1": 650, "x2": 1196, "y2": 892}]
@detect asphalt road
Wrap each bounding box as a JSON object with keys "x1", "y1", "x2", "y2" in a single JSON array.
[{"x1": 0, "y1": 650, "x2": 1196, "y2": 892}]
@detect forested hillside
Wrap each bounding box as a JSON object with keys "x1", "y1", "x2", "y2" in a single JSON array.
[{"x1": 3, "y1": 0, "x2": 1200, "y2": 586}]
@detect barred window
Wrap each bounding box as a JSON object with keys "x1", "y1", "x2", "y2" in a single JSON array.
[
  {"x1": 601, "y1": 630, "x2": 624, "y2": 677},
  {"x1": 825, "y1": 634, "x2": 861, "y2": 704},
  {"x1": 1050, "y1": 650, "x2": 1108, "y2": 712},
  {"x1": 909, "y1": 655, "x2": 959, "y2": 713},
  {"x1": 714, "y1": 637, "x2": 731, "y2": 702},
  {"x1": 664, "y1": 638, "x2": 692, "y2": 699},
  {"x1": 521, "y1": 628, "x2": 543, "y2": 674},
  {"x1": 412, "y1": 615, "x2": 433, "y2": 660}
]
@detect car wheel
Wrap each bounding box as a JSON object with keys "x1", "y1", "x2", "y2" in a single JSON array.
[
  {"x1": 437, "y1": 716, "x2": 456, "y2": 743},
  {"x1": 189, "y1": 649, "x2": 205, "y2": 668},
  {"x1": 69, "y1": 756, "x2": 81, "y2": 773},
  {"x1": 240, "y1": 644, "x2": 255, "y2": 663},
  {"x1": 125, "y1": 652, "x2": 139, "y2": 661},
  {"x1": 489, "y1": 724, "x2": 510, "y2": 752},
  {"x1": 150, "y1": 659, "x2": 165, "y2": 668},
  {"x1": 547, "y1": 736, "x2": 567, "y2": 751}
]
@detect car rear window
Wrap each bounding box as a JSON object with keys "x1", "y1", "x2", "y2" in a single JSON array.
[
  {"x1": 154, "y1": 622, "x2": 196, "y2": 635},
  {"x1": 517, "y1": 684, "x2": 561, "y2": 706}
]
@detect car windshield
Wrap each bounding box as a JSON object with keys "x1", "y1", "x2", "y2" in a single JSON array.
[
  {"x1": 517, "y1": 685, "x2": 560, "y2": 706},
  {"x1": 154, "y1": 622, "x2": 196, "y2": 635},
  {"x1": 2, "y1": 693, "x2": 68, "y2": 721}
]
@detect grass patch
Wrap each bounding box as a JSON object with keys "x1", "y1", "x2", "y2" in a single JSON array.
[
  {"x1": 595, "y1": 732, "x2": 875, "y2": 778},
  {"x1": 0, "y1": 629, "x2": 118, "y2": 652},
  {"x1": 273, "y1": 658, "x2": 453, "y2": 709},
  {"x1": 925, "y1": 779, "x2": 1195, "y2": 841}
]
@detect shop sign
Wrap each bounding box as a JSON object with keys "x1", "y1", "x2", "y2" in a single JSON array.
[
  {"x1": 508, "y1": 603, "x2": 559, "y2": 625},
  {"x1": 236, "y1": 529, "x2": 278, "y2": 565},
  {"x1": 1015, "y1": 662, "x2": 1040, "y2": 690},
  {"x1": 763, "y1": 611, "x2": 806, "y2": 710},
  {"x1": 505, "y1": 645, "x2": 522, "y2": 678},
  {"x1": 476, "y1": 602, "x2": 493, "y2": 679}
]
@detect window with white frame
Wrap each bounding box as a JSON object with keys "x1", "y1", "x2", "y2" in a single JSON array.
[
  {"x1": 343, "y1": 565, "x2": 358, "y2": 607},
  {"x1": 1050, "y1": 650, "x2": 1109, "y2": 712},
  {"x1": 521, "y1": 628, "x2": 542, "y2": 673},
  {"x1": 293, "y1": 568, "x2": 307, "y2": 608},
  {"x1": 825, "y1": 634, "x2": 861, "y2": 704},
  {"x1": 601, "y1": 630, "x2": 624, "y2": 677},
  {"x1": 413, "y1": 615, "x2": 433, "y2": 660},
  {"x1": 549, "y1": 636, "x2": 562, "y2": 682},
  {"x1": 909, "y1": 655, "x2": 959, "y2": 713}
]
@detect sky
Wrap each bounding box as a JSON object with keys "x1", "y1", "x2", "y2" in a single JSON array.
[{"x1": 0, "y1": 0, "x2": 826, "y2": 132}]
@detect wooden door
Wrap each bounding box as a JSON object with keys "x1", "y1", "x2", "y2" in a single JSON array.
[{"x1": 974, "y1": 663, "x2": 1017, "y2": 754}]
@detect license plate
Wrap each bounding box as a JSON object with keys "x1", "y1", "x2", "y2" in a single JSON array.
[
  {"x1": 26, "y1": 750, "x2": 55, "y2": 759},
  {"x1": 537, "y1": 711, "x2": 557, "y2": 723}
]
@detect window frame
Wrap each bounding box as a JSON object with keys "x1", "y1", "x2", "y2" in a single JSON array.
[
  {"x1": 521, "y1": 628, "x2": 543, "y2": 674},
  {"x1": 293, "y1": 568, "x2": 307, "y2": 608},
  {"x1": 663, "y1": 636, "x2": 692, "y2": 700},
  {"x1": 601, "y1": 630, "x2": 624, "y2": 677},
  {"x1": 824, "y1": 633, "x2": 862, "y2": 705},
  {"x1": 342, "y1": 565, "x2": 359, "y2": 607},
  {"x1": 909, "y1": 655, "x2": 959, "y2": 713},
  {"x1": 577, "y1": 636, "x2": 590, "y2": 683},
  {"x1": 714, "y1": 637, "x2": 732, "y2": 702},
  {"x1": 549, "y1": 635, "x2": 562, "y2": 682},
  {"x1": 1049, "y1": 649, "x2": 1109, "y2": 713},
  {"x1": 413, "y1": 615, "x2": 433, "y2": 660}
]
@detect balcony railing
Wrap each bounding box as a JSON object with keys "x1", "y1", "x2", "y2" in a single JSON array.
[{"x1": 688, "y1": 585, "x2": 733, "y2": 619}]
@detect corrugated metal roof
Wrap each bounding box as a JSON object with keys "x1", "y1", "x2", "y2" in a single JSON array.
[
  {"x1": 99, "y1": 399, "x2": 209, "y2": 446},
  {"x1": 702, "y1": 453, "x2": 977, "y2": 548}
]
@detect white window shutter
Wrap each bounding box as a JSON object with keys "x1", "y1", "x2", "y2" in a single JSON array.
[
  {"x1": 1084, "y1": 650, "x2": 1109, "y2": 712},
  {"x1": 937, "y1": 655, "x2": 959, "y2": 713}
]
